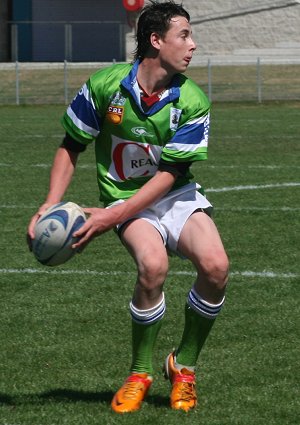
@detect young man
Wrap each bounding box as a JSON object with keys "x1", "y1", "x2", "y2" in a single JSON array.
[{"x1": 28, "y1": 1, "x2": 229, "y2": 414}]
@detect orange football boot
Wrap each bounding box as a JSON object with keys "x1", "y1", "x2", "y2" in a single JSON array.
[
  {"x1": 111, "y1": 373, "x2": 153, "y2": 413},
  {"x1": 164, "y1": 352, "x2": 197, "y2": 412}
]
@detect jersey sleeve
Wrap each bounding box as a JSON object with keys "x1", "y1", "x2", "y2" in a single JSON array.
[
  {"x1": 161, "y1": 111, "x2": 210, "y2": 163},
  {"x1": 61, "y1": 80, "x2": 102, "y2": 145},
  {"x1": 161, "y1": 76, "x2": 211, "y2": 164}
]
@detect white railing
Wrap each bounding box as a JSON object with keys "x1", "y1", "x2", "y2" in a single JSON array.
[{"x1": 0, "y1": 60, "x2": 299, "y2": 105}]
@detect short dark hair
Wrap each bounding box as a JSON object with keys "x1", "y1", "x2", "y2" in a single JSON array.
[{"x1": 133, "y1": 1, "x2": 190, "y2": 61}]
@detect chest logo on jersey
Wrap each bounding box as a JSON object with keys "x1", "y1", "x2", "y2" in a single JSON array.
[
  {"x1": 107, "y1": 135, "x2": 162, "y2": 182},
  {"x1": 170, "y1": 107, "x2": 182, "y2": 131},
  {"x1": 106, "y1": 105, "x2": 124, "y2": 125},
  {"x1": 106, "y1": 92, "x2": 126, "y2": 125},
  {"x1": 131, "y1": 127, "x2": 154, "y2": 138}
]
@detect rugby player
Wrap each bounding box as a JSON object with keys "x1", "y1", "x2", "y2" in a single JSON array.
[{"x1": 28, "y1": 0, "x2": 229, "y2": 413}]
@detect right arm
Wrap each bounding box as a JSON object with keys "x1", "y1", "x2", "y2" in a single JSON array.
[{"x1": 27, "y1": 146, "x2": 79, "y2": 240}]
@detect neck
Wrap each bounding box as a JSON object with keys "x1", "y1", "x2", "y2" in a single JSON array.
[{"x1": 137, "y1": 58, "x2": 174, "y2": 96}]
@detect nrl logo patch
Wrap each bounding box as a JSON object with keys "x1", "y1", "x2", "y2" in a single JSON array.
[
  {"x1": 106, "y1": 105, "x2": 124, "y2": 125},
  {"x1": 106, "y1": 92, "x2": 127, "y2": 124},
  {"x1": 170, "y1": 107, "x2": 182, "y2": 131}
]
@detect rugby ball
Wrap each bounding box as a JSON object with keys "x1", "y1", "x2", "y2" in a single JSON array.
[{"x1": 32, "y1": 201, "x2": 86, "y2": 266}]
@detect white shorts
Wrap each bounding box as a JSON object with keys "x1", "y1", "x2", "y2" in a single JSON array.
[{"x1": 113, "y1": 183, "x2": 213, "y2": 255}]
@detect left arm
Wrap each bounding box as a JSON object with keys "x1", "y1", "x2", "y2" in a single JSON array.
[{"x1": 73, "y1": 170, "x2": 176, "y2": 248}]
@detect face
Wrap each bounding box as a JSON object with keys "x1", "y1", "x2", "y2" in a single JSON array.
[{"x1": 154, "y1": 16, "x2": 196, "y2": 74}]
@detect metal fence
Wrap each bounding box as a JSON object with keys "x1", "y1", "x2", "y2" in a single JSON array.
[
  {"x1": 0, "y1": 60, "x2": 299, "y2": 105},
  {"x1": 9, "y1": 21, "x2": 126, "y2": 62}
]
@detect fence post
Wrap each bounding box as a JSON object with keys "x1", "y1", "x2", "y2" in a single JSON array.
[
  {"x1": 11, "y1": 24, "x2": 18, "y2": 62},
  {"x1": 207, "y1": 58, "x2": 212, "y2": 101},
  {"x1": 15, "y1": 61, "x2": 20, "y2": 105},
  {"x1": 257, "y1": 57, "x2": 262, "y2": 103},
  {"x1": 65, "y1": 24, "x2": 72, "y2": 61},
  {"x1": 64, "y1": 60, "x2": 68, "y2": 105}
]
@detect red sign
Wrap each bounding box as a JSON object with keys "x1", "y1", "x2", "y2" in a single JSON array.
[{"x1": 122, "y1": 0, "x2": 144, "y2": 12}]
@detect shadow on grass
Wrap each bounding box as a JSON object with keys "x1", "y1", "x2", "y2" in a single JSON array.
[
  {"x1": 0, "y1": 389, "x2": 113, "y2": 406},
  {"x1": 0, "y1": 389, "x2": 169, "y2": 408},
  {"x1": 39, "y1": 388, "x2": 114, "y2": 404}
]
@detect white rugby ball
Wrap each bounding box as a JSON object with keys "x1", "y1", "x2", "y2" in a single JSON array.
[{"x1": 32, "y1": 201, "x2": 86, "y2": 266}]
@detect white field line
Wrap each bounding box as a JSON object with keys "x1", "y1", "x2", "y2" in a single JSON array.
[
  {"x1": 8, "y1": 133, "x2": 299, "y2": 138},
  {"x1": 206, "y1": 182, "x2": 300, "y2": 192},
  {"x1": 206, "y1": 165, "x2": 300, "y2": 170},
  {"x1": 0, "y1": 268, "x2": 298, "y2": 280},
  {"x1": 0, "y1": 205, "x2": 299, "y2": 212},
  {"x1": 216, "y1": 206, "x2": 300, "y2": 211},
  {"x1": 1, "y1": 162, "x2": 300, "y2": 170},
  {"x1": 0, "y1": 182, "x2": 299, "y2": 210}
]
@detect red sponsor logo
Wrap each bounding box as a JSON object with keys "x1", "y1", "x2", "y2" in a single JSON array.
[{"x1": 108, "y1": 137, "x2": 162, "y2": 182}]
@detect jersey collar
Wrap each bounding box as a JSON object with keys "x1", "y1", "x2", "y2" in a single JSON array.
[{"x1": 121, "y1": 60, "x2": 181, "y2": 116}]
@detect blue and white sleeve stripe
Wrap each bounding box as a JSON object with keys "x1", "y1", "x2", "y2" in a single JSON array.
[
  {"x1": 166, "y1": 113, "x2": 210, "y2": 153},
  {"x1": 67, "y1": 83, "x2": 101, "y2": 138}
]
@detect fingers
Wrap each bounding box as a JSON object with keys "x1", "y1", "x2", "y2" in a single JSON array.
[
  {"x1": 72, "y1": 220, "x2": 95, "y2": 249},
  {"x1": 27, "y1": 212, "x2": 41, "y2": 240},
  {"x1": 72, "y1": 208, "x2": 108, "y2": 249},
  {"x1": 82, "y1": 207, "x2": 100, "y2": 216},
  {"x1": 27, "y1": 202, "x2": 53, "y2": 250},
  {"x1": 26, "y1": 233, "x2": 34, "y2": 252}
]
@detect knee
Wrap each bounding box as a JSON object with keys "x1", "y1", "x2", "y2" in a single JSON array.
[
  {"x1": 137, "y1": 255, "x2": 169, "y2": 291},
  {"x1": 200, "y1": 251, "x2": 229, "y2": 292}
]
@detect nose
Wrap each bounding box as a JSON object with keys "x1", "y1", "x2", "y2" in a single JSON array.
[{"x1": 190, "y1": 37, "x2": 197, "y2": 51}]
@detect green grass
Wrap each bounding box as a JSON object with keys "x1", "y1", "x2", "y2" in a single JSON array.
[
  {"x1": 1, "y1": 64, "x2": 300, "y2": 104},
  {"x1": 0, "y1": 102, "x2": 299, "y2": 424}
]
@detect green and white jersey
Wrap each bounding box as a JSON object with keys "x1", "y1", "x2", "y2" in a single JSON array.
[{"x1": 61, "y1": 60, "x2": 210, "y2": 206}]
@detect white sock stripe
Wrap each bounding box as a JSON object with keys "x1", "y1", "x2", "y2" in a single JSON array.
[
  {"x1": 190, "y1": 288, "x2": 225, "y2": 310},
  {"x1": 130, "y1": 293, "x2": 165, "y2": 316},
  {"x1": 130, "y1": 293, "x2": 166, "y2": 325},
  {"x1": 188, "y1": 288, "x2": 225, "y2": 319},
  {"x1": 130, "y1": 303, "x2": 166, "y2": 324}
]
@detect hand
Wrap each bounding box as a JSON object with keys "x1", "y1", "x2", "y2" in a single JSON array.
[
  {"x1": 72, "y1": 207, "x2": 117, "y2": 250},
  {"x1": 27, "y1": 202, "x2": 54, "y2": 251}
]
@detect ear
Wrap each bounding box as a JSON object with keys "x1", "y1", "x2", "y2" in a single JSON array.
[{"x1": 150, "y1": 32, "x2": 162, "y2": 50}]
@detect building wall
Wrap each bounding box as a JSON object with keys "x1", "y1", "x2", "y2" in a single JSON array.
[
  {"x1": 31, "y1": 0, "x2": 128, "y2": 61},
  {"x1": 184, "y1": 0, "x2": 300, "y2": 60},
  {"x1": 0, "y1": 0, "x2": 9, "y2": 61},
  {"x1": 5, "y1": 0, "x2": 300, "y2": 62},
  {"x1": 127, "y1": 0, "x2": 300, "y2": 62},
  {"x1": 10, "y1": 0, "x2": 129, "y2": 61}
]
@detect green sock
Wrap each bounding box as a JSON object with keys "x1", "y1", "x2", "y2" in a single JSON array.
[
  {"x1": 176, "y1": 303, "x2": 215, "y2": 367},
  {"x1": 131, "y1": 319, "x2": 162, "y2": 374}
]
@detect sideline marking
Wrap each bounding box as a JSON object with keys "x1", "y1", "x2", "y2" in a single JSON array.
[
  {"x1": 0, "y1": 268, "x2": 298, "y2": 279},
  {"x1": 206, "y1": 182, "x2": 300, "y2": 192},
  {"x1": 0, "y1": 182, "x2": 299, "y2": 210},
  {"x1": 216, "y1": 206, "x2": 299, "y2": 211},
  {"x1": 1, "y1": 162, "x2": 300, "y2": 170},
  {"x1": 1, "y1": 205, "x2": 299, "y2": 213}
]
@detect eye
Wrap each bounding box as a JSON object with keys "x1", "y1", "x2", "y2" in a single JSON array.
[{"x1": 180, "y1": 31, "x2": 190, "y2": 40}]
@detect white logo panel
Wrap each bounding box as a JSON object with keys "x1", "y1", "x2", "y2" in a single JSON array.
[{"x1": 107, "y1": 135, "x2": 162, "y2": 182}]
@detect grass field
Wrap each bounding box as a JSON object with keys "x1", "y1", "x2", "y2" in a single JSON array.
[
  {"x1": 0, "y1": 101, "x2": 299, "y2": 425},
  {"x1": 1, "y1": 63, "x2": 300, "y2": 104}
]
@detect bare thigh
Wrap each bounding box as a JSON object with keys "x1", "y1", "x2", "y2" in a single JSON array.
[
  {"x1": 177, "y1": 211, "x2": 229, "y2": 302},
  {"x1": 120, "y1": 218, "x2": 169, "y2": 309}
]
